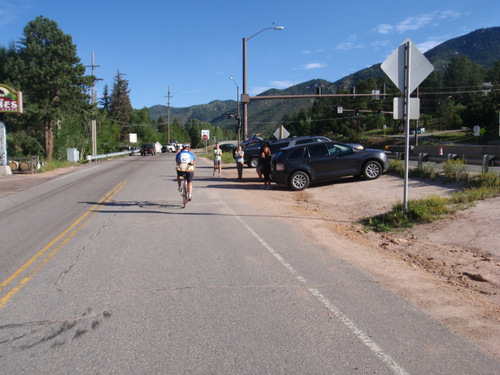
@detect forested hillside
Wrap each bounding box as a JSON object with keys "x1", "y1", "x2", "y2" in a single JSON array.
[{"x1": 151, "y1": 27, "x2": 500, "y2": 139}]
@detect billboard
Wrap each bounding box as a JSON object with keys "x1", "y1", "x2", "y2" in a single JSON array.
[{"x1": 0, "y1": 84, "x2": 23, "y2": 114}]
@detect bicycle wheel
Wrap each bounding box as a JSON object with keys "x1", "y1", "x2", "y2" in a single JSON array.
[{"x1": 182, "y1": 178, "x2": 188, "y2": 208}]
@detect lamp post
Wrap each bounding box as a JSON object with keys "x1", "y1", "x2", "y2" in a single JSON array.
[
  {"x1": 242, "y1": 23, "x2": 284, "y2": 141},
  {"x1": 229, "y1": 76, "x2": 241, "y2": 144}
]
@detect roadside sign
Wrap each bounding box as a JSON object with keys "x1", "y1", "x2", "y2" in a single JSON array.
[
  {"x1": 381, "y1": 39, "x2": 434, "y2": 214},
  {"x1": 273, "y1": 125, "x2": 290, "y2": 140},
  {"x1": 337, "y1": 106, "x2": 343, "y2": 114},
  {"x1": 0, "y1": 84, "x2": 23, "y2": 114},
  {"x1": 201, "y1": 129, "x2": 210, "y2": 141},
  {"x1": 393, "y1": 98, "x2": 420, "y2": 120},
  {"x1": 473, "y1": 125, "x2": 481, "y2": 136},
  {"x1": 381, "y1": 38, "x2": 434, "y2": 94}
]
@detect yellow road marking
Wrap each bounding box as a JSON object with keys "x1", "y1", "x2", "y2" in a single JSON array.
[{"x1": 0, "y1": 181, "x2": 127, "y2": 309}]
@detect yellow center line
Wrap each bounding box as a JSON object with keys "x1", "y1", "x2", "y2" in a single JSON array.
[{"x1": 0, "y1": 181, "x2": 127, "y2": 309}]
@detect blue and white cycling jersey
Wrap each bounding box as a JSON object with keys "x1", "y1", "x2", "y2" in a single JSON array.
[{"x1": 176, "y1": 150, "x2": 195, "y2": 172}]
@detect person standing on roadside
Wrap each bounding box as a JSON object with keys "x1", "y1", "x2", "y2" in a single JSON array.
[
  {"x1": 213, "y1": 143, "x2": 222, "y2": 177},
  {"x1": 235, "y1": 145, "x2": 244, "y2": 180},
  {"x1": 260, "y1": 146, "x2": 272, "y2": 190}
]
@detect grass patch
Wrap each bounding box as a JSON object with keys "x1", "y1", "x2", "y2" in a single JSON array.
[
  {"x1": 364, "y1": 170, "x2": 500, "y2": 232},
  {"x1": 38, "y1": 160, "x2": 78, "y2": 173},
  {"x1": 198, "y1": 151, "x2": 235, "y2": 164}
]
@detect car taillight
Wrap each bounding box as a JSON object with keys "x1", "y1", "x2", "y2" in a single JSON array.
[{"x1": 275, "y1": 163, "x2": 285, "y2": 171}]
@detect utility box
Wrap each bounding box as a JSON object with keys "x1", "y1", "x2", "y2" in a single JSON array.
[{"x1": 67, "y1": 148, "x2": 80, "y2": 162}]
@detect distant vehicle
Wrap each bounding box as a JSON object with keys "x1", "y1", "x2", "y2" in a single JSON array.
[
  {"x1": 241, "y1": 135, "x2": 264, "y2": 147},
  {"x1": 140, "y1": 143, "x2": 156, "y2": 156},
  {"x1": 219, "y1": 143, "x2": 238, "y2": 154},
  {"x1": 161, "y1": 143, "x2": 176, "y2": 153},
  {"x1": 272, "y1": 141, "x2": 389, "y2": 190},
  {"x1": 411, "y1": 127, "x2": 426, "y2": 135}
]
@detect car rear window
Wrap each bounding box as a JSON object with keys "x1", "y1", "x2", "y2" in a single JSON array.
[
  {"x1": 270, "y1": 142, "x2": 289, "y2": 154},
  {"x1": 307, "y1": 144, "x2": 329, "y2": 157},
  {"x1": 287, "y1": 148, "x2": 304, "y2": 159}
]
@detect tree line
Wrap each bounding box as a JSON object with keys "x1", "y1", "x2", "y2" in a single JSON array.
[
  {"x1": 282, "y1": 56, "x2": 500, "y2": 143},
  {"x1": 0, "y1": 16, "x2": 234, "y2": 161}
]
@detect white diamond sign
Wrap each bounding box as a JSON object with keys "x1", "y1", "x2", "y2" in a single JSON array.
[{"x1": 381, "y1": 38, "x2": 434, "y2": 94}]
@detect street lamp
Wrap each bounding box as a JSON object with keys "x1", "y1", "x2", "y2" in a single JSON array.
[
  {"x1": 229, "y1": 76, "x2": 241, "y2": 144},
  {"x1": 242, "y1": 23, "x2": 284, "y2": 141}
]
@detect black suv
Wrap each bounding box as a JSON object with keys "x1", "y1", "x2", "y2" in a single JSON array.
[
  {"x1": 272, "y1": 141, "x2": 389, "y2": 190},
  {"x1": 243, "y1": 136, "x2": 331, "y2": 168}
]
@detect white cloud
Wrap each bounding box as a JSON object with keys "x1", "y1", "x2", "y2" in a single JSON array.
[
  {"x1": 417, "y1": 40, "x2": 444, "y2": 53},
  {"x1": 336, "y1": 35, "x2": 364, "y2": 50},
  {"x1": 300, "y1": 63, "x2": 327, "y2": 70},
  {"x1": 375, "y1": 24, "x2": 393, "y2": 35},
  {"x1": 375, "y1": 10, "x2": 463, "y2": 35},
  {"x1": 371, "y1": 40, "x2": 390, "y2": 49},
  {"x1": 302, "y1": 49, "x2": 311, "y2": 54}
]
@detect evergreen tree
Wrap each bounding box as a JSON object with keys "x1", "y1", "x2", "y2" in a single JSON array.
[
  {"x1": 100, "y1": 84, "x2": 111, "y2": 112},
  {"x1": 7, "y1": 16, "x2": 92, "y2": 160},
  {"x1": 109, "y1": 70, "x2": 133, "y2": 142}
]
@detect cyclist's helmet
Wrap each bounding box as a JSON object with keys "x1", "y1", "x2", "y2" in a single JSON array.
[{"x1": 182, "y1": 143, "x2": 190, "y2": 150}]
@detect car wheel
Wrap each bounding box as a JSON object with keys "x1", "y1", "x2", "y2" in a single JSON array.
[
  {"x1": 289, "y1": 171, "x2": 310, "y2": 191},
  {"x1": 249, "y1": 157, "x2": 259, "y2": 168},
  {"x1": 363, "y1": 160, "x2": 382, "y2": 180}
]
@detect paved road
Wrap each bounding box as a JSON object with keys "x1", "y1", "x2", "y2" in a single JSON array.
[{"x1": 1, "y1": 155, "x2": 499, "y2": 374}]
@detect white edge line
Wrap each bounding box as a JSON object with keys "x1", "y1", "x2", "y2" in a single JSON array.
[{"x1": 222, "y1": 200, "x2": 410, "y2": 375}]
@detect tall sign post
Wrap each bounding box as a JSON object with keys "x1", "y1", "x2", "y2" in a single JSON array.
[
  {"x1": 381, "y1": 39, "x2": 434, "y2": 212},
  {"x1": 0, "y1": 84, "x2": 23, "y2": 176}
]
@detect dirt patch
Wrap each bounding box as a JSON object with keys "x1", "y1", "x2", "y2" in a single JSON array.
[{"x1": 222, "y1": 163, "x2": 500, "y2": 360}]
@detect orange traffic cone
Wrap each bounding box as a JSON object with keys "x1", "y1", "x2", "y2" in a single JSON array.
[{"x1": 439, "y1": 147, "x2": 443, "y2": 156}]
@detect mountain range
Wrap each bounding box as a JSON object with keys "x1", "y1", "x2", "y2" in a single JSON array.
[{"x1": 149, "y1": 26, "x2": 500, "y2": 136}]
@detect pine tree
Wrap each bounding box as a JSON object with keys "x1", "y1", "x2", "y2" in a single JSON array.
[
  {"x1": 8, "y1": 16, "x2": 92, "y2": 160},
  {"x1": 109, "y1": 70, "x2": 133, "y2": 142},
  {"x1": 100, "y1": 84, "x2": 111, "y2": 112}
]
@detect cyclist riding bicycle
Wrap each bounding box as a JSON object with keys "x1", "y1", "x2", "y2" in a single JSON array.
[{"x1": 176, "y1": 144, "x2": 196, "y2": 201}]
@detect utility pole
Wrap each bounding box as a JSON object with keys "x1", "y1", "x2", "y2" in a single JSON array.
[
  {"x1": 164, "y1": 86, "x2": 173, "y2": 143},
  {"x1": 86, "y1": 51, "x2": 101, "y2": 156}
]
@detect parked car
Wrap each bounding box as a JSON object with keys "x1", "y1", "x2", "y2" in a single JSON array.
[
  {"x1": 241, "y1": 135, "x2": 264, "y2": 147},
  {"x1": 161, "y1": 143, "x2": 176, "y2": 153},
  {"x1": 243, "y1": 135, "x2": 332, "y2": 168},
  {"x1": 272, "y1": 141, "x2": 389, "y2": 190},
  {"x1": 140, "y1": 143, "x2": 156, "y2": 155},
  {"x1": 219, "y1": 143, "x2": 238, "y2": 153}
]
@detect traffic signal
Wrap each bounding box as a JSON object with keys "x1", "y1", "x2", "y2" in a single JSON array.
[
  {"x1": 355, "y1": 108, "x2": 360, "y2": 116},
  {"x1": 377, "y1": 108, "x2": 382, "y2": 116}
]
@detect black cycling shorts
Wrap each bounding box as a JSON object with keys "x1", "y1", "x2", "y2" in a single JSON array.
[{"x1": 177, "y1": 170, "x2": 194, "y2": 183}]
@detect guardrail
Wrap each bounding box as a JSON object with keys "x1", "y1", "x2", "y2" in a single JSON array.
[{"x1": 85, "y1": 149, "x2": 139, "y2": 162}]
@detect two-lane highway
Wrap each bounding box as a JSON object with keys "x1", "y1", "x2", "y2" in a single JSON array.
[{"x1": 1, "y1": 154, "x2": 499, "y2": 374}]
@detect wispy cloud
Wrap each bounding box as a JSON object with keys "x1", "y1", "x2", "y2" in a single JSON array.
[
  {"x1": 335, "y1": 35, "x2": 364, "y2": 51},
  {"x1": 417, "y1": 39, "x2": 444, "y2": 53},
  {"x1": 297, "y1": 63, "x2": 327, "y2": 70},
  {"x1": 375, "y1": 10, "x2": 462, "y2": 34}
]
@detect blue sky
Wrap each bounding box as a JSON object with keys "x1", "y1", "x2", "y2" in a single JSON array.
[{"x1": 1, "y1": 0, "x2": 498, "y2": 109}]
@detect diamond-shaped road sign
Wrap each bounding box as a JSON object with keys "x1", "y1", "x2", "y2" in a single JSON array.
[{"x1": 381, "y1": 38, "x2": 434, "y2": 94}]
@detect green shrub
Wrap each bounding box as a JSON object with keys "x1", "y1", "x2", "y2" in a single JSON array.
[
  {"x1": 365, "y1": 194, "x2": 450, "y2": 232},
  {"x1": 442, "y1": 159, "x2": 468, "y2": 181}
]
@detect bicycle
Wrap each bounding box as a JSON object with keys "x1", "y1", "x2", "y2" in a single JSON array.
[{"x1": 180, "y1": 174, "x2": 189, "y2": 208}]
